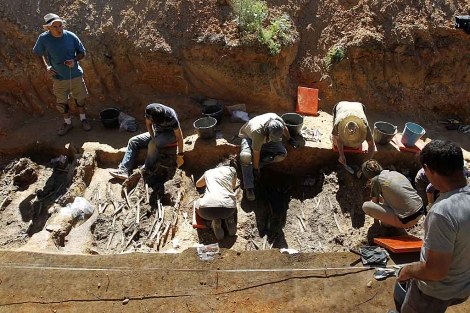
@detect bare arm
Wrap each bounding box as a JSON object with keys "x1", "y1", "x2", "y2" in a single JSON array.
[
  {"x1": 34, "y1": 54, "x2": 56, "y2": 76},
  {"x1": 34, "y1": 54, "x2": 48, "y2": 69},
  {"x1": 366, "y1": 127, "x2": 376, "y2": 159},
  {"x1": 174, "y1": 127, "x2": 184, "y2": 154},
  {"x1": 253, "y1": 150, "x2": 261, "y2": 170},
  {"x1": 334, "y1": 134, "x2": 346, "y2": 165},
  {"x1": 145, "y1": 119, "x2": 155, "y2": 138},
  {"x1": 196, "y1": 176, "x2": 206, "y2": 188},
  {"x1": 282, "y1": 126, "x2": 291, "y2": 140},
  {"x1": 398, "y1": 249, "x2": 452, "y2": 282},
  {"x1": 74, "y1": 51, "x2": 85, "y2": 62},
  {"x1": 232, "y1": 175, "x2": 237, "y2": 190},
  {"x1": 65, "y1": 52, "x2": 86, "y2": 68}
]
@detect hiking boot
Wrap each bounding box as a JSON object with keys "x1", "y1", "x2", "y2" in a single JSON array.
[
  {"x1": 224, "y1": 214, "x2": 237, "y2": 236},
  {"x1": 212, "y1": 219, "x2": 225, "y2": 240},
  {"x1": 109, "y1": 168, "x2": 129, "y2": 180},
  {"x1": 245, "y1": 188, "x2": 255, "y2": 201},
  {"x1": 58, "y1": 123, "x2": 73, "y2": 136},
  {"x1": 81, "y1": 119, "x2": 92, "y2": 131}
]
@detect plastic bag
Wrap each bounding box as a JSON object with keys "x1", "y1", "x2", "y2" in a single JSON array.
[
  {"x1": 62, "y1": 197, "x2": 94, "y2": 220},
  {"x1": 231, "y1": 110, "x2": 250, "y2": 123},
  {"x1": 196, "y1": 243, "x2": 220, "y2": 260},
  {"x1": 119, "y1": 112, "x2": 138, "y2": 132}
]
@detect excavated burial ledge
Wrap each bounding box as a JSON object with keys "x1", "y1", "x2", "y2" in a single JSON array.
[{"x1": 0, "y1": 112, "x2": 429, "y2": 256}]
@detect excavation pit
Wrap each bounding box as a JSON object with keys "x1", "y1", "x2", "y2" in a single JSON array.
[{"x1": 0, "y1": 112, "x2": 438, "y2": 255}]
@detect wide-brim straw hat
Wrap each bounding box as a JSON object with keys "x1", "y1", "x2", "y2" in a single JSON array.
[{"x1": 338, "y1": 115, "x2": 367, "y2": 148}]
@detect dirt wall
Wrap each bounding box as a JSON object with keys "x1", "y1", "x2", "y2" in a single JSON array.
[{"x1": 0, "y1": 0, "x2": 469, "y2": 129}]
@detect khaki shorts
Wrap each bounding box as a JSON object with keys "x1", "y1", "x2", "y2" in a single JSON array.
[{"x1": 53, "y1": 76, "x2": 88, "y2": 103}]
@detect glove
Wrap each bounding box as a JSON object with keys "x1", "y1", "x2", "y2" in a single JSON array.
[
  {"x1": 177, "y1": 154, "x2": 184, "y2": 168},
  {"x1": 253, "y1": 169, "x2": 261, "y2": 180},
  {"x1": 288, "y1": 138, "x2": 298, "y2": 149}
]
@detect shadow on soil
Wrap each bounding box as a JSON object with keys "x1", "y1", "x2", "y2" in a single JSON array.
[{"x1": 18, "y1": 167, "x2": 68, "y2": 236}]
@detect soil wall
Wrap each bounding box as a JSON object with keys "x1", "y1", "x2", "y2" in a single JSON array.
[{"x1": 0, "y1": 0, "x2": 469, "y2": 128}]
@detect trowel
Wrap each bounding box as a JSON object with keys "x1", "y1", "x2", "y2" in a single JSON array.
[
  {"x1": 344, "y1": 164, "x2": 355, "y2": 175},
  {"x1": 374, "y1": 268, "x2": 397, "y2": 281}
]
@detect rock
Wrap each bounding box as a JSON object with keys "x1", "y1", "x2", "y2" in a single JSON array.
[
  {"x1": 366, "y1": 280, "x2": 372, "y2": 288},
  {"x1": 123, "y1": 298, "x2": 129, "y2": 305}
]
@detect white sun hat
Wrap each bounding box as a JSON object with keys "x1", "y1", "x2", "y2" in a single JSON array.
[{"x1": 43, "y1": 13, "x2": 63, "y2": 30}]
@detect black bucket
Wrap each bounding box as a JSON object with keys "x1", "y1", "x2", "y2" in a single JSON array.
[
  {"x1": 100, "y1": 108, "x2": 120, "y2": 128},
  {"x1": 202, "y1": 104, "x2": 223, "y2": 125},
  {"x1": 194, "y1": 117, "x2": 217, "y2": 139},
  {"x1": 281, "y1": 113, "x2": 304, "y2": 136},
  {"x1": 373, "y1": 121, "x2": 397, "y2": 145}
]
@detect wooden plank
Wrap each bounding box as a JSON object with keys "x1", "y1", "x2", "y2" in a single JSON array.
[
  {"x1": 393, "y1": 133, "x2": 427, "y2": 153},
  {"x1": 373, "y1": 235, "x2": 423, "y2": 253}
]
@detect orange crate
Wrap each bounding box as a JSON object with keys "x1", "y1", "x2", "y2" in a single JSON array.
[{"x1": 296, "y1": 87, "x2": 319, "y2": 116}]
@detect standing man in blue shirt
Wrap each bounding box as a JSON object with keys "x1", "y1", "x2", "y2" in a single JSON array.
[{"x1": 33, "y1": 13, "x2": 91, "y2": 136}]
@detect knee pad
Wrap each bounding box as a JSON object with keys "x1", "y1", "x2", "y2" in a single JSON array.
[
  {"x1": 75, "y1": 99, "x2": 86, "y2": 108},
  {"x1": 55, "y1": 103, "x2": 69, "y2": 114},
  {"x1": 239, "y1": 152, "x2": 252, "y2": 166}
]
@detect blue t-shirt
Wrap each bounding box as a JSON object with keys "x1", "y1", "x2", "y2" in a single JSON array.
[{"x1": 33, "y1": 30, "x2": 85, "y2": 80}]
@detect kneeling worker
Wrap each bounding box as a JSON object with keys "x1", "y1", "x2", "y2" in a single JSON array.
[
  {"x1": 239, "y1": 113, "x2": 298, "y2": 201},
  {"x1": 196, "y1": 165, "x2": 238, "y2": 240},
  {"x1": 332, "y1": 101, "x2": 375, "y2": 166},
  {"x1": 362, "y1": 159, "x2": 425, "y2": 228}
]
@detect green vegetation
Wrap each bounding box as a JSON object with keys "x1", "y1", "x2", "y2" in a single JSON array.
[
  {"x1": 232, "y1": 0, "x2": 268, "y2": 33},
  {"x1": 260, "y1": 14, "x2": 293, "y2": 55},
  {"x1": 232, "y1": 0, "x2": 294, "y2": 55},
  {"x1": 325, "y1": 46, "x2": 345, "y2": 66}
]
